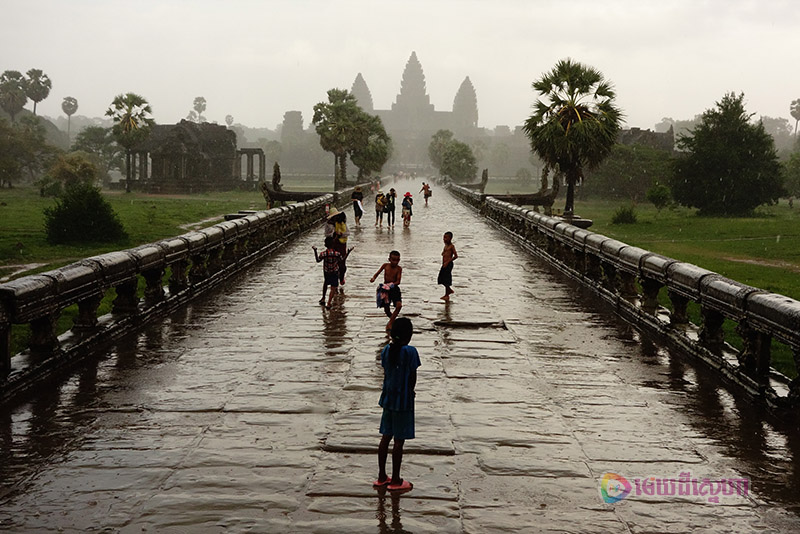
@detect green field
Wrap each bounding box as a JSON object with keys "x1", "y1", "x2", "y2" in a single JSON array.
[
  {"x1": 0, "y1": 176, "x2": 335, "y2": 280},
  {"x1": 485, "y1": 179, "x2": 800, "y2": 301}
]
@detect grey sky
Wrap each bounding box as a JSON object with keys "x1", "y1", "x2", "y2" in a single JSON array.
[{"x1": 4, "y1": 0, "x2": 799, "y2": 131}]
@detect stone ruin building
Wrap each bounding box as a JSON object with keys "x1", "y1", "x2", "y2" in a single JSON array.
[{"x1": 129, "y1": 119, "x2": 264, "y2": 193}]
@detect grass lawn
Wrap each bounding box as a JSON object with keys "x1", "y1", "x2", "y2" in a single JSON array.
[{"x1": 0, "y1": 186, "x2": 279, "y2": 279}]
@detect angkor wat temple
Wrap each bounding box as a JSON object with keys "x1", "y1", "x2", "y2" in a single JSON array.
[{"x1": 349, "y1": 51, "x2": 479, "y2": 169}]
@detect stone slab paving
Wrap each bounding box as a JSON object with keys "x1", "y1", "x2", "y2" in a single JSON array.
[{"x1": 2, "y1": 181, "x2": 800, "y2": 532}]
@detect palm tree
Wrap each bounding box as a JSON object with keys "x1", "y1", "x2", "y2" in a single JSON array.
[
  {"x1": 105, "y1": 93, "x2": 155, "y2": 193},
  {"x1": 0, "y1": 70, "x2": 28, "y2": 123},
  {"x1": 312, "y1": 89, "x2": 361, "y2": 190},
  {"x1": 523, "y1": 59, "x2": 622, "y2": 217},
  {"x1": 25, "y1": 69, "x2": 52, "y2": 115},
  {"x1": 791, "y1": 99, "x2": 800, "y2": 137},
  {"x1": 61, "y1": 96, "x2": 78, "y2": 142},
  {"x1": 350, "y1": 113, "x2": 391, "y2": 179}
]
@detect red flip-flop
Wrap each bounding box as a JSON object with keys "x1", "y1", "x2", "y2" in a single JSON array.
[
  {"x1": 372, "y1": 479, "x2": 391, "y2": 487},
  {"x1": 387, "y1": 479, "x2": 413, "y2": 492}
]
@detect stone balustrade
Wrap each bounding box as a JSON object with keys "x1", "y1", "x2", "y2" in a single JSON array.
[
  {"x1": 448, "y1": 183, "x2": 800, "y2": 409},
  {"x1": 0, "y1": 189, "x2": 360, "y2": 403}
]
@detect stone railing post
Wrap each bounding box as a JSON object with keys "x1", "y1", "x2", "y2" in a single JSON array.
[
  {"x1": 73, "y1": 293, "x2": 103, "y2": 332},
  {"x1": 735, "y1": 321, "x2": 772, "y2": 388},
  {"x1": 667, "y1": 290, "x2": 689, "y2": 326},
  {"x1": 0, "y1": 307, "x2": 10, "y2": 376},
  {"x1": 640, "y1": 278, "x2": 663, "y2": 315},
  {"x1": 30, "y1": 312, "x2": 59, "y2": 353},
  {"x1": 169, "y1": 259, "x2": 189, "y2": 294},
  {"x1": 699, "y1": 306, "x2": 725, "y2": 350},
  {"x1": 142, "y1": 268, "x2": 165, "y2": 305},
  {"x1": 112, "y1": 279, "x2": 139, "y2": 314}
]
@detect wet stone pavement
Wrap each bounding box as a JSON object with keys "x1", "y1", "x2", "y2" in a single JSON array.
[{"x1": 2, "y1": 182, "x2": 800, "y2": 533}]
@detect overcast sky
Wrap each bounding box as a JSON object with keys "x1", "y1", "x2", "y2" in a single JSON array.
[{"x1": 3, "y1": 0, "x2": 799, "y2": 131}]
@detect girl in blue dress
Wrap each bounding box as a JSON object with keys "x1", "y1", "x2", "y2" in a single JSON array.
[{"x1": 373, "y1": 317, "x2": 420, "y2": 492}]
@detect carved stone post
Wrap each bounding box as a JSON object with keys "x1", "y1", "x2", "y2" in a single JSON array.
[
  {"x1": 207, "y1": 248, "x2": 223, "y2": 274},
  {"x1": 0, "y1": 308, "x2": 10, "y2": 376},
  {"x1": 142, "y1": 267, "x2": 165, "y2": 305},
  {"x1": 667, "y1": 291, "x2": 690, "y2": 326},
  {"x1": 222, "y1": 242, "x2": 237, "y2": 266},
  {"x1": 73, "y1": 293, "x2": 103, "y2": 332},
  {"x1": 189, "y1": 253, "x2": 208, "y2": 284},
  {"x1": 789, "y1": 348, "x2": 800, "y2": 404},
  {"x1": 619, "y1": 271, "x2": 638, "y2": 299},
  {"x1": 586, "y1": 254, "x2": 602, "y2": 284},
  {"x1": 112, "y1": 279, "x2": 139, "y2": 314},
  {"x1": 601, "y1": 262, "x2": 618, "y2": 293},
  {"x1": 246, "y1": 153, "x2": 254, "y2": 182},
  {"x1": 30, "y1": 313, "x2": 59, "y2": 353},
  {"x1": 735, "y1": 321, "x2": 772, "y2": 389},
  {"x1": 168, "y1": 259, "x2": 189, "y2": 294},
  {"x1": 699, "y1": 306, "x2": 725, "y2": 349},
  {"x1": 640, "y1": 278, "x2": 663, "y2": 315}
]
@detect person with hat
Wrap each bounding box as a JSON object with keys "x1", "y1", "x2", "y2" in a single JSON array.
[
  {"x1": 386, "y1": 188, "x2": 397, "y2": 227},
  {"x1": 324, "y1": 207, "x2": 351, "y2": 285},
  {"x1": 401, "y1": 192, "x2": 413, "y2": 227},
  {"x1": 375, "y1": 190, "x2": 387, "y2": 227}
]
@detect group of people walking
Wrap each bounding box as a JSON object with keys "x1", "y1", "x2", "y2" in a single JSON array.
[{"x1": 311, "y1": 181, "x2": 454, "y2": 494}]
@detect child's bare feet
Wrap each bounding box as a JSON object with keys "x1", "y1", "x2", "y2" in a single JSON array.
[{"x1": 440, "y1": 295, "x2": 449, "y2": 301}]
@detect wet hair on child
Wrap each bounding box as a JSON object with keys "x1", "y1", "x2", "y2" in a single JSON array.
[
  {"x1": 388, "y1": 317, "x2": 413, "y2": 368},
  {"x1": 324, "y1": 236, "x2": 335, "y2": 248}
]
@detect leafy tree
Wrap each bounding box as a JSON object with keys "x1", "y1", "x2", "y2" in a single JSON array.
[
  {"x1": 24, "y1": 68, "x2": 51, "y2": 115},
  {"x1": 646, "y1": 183, "x2": 672, "y2": 212},
  {"x1": 312, "y1": 88, "x2": 363, "y2": 189},
  {"x1": 0, "y1": 70, "x2": 28, "y2": 123},
  {"x1": 62, "y1": 96, "x2": 78, "y2": 141},
  {"x1": 582, "y1": 143, "x2": 673, "y2": 201},
  {"x1": 44, "y1": 179, "x2": 127, "y2": 244},
  {"x1": 791, "y1": 99, "x2": 800, "y2": 137},
  {"x1": 350, "y1": 113, "x2": 391, "y2": 179},
  {"x1": 784, "y1": 151, "x2": 800, "y2": 199},
  {"x1": 428, "y1": 129, "x2": 454, "y2": 171},
  {"x1": 440, "y1": 140, "x2": 477, "y2": 182},
  {"x1": 655, "y1": 116, "x2": 701, "y2": 140},
  {"x1": 523, "y1": 59, "x2": 622, "y2": 216},
  {"x1": 188, "y1": 96, "x2": 206, "y2": 122},
  {"x1": 72, "y1": 125, "x2": 123, "y2": 181},
  {"x1": 106, "y1": 93, "x2": 154, "y2": 193},
  {"x1": 670, "y1": 92, "x2": 784, "y2": 215},
  {"x1": 0, "y1": 118, "x2": 24, "y2": 187},
  {"x1": 759, "y1": 115, "x2": 794, "y2": 155},
  {"x1": 12, "y1": 115, "x2": 61, "y2": 184},
  {"x1": 225, "y1": 114, "x2": 234, "y2": 127}
]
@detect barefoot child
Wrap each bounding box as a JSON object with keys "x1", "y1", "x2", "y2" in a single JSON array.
[
  {"x1": 438, "y1": 231, "x2": 458, "y2": 300},
  {"x1": 370, "y1": 250, "x2": 403, "y2": 330},
  {"x1": 313, "y1": 236, "x2": 353, "y2": 309},
  {"x1": 373, "y1": 317, "x2": 419, "y2": 492}
]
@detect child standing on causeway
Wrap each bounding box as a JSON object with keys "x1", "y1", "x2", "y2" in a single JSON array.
[
  {"x1": 439, "y1": 231, "x2": 458, "y2": 300},
  {"x1": 313, "y1": 236, "x2": 353, "y2": 309},
  {"x1": 370, "y1": 250, "x2": 403, "y2": 330},
  {"x1": 373, "y1": 317, "x2": 419, "y2": 492}
]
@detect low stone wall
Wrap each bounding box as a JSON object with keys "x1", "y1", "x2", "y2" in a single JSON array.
[
  {"x1": 0, "y1": 187, "x2": 362, "y2": 403},
  {"x1": 448, "y1": 184, "x2": 800, "y2": 410}
]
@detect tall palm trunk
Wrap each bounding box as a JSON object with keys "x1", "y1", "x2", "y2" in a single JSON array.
[
  {"x1": 125, "y1": 150, "x2": 132, "y2": 193},
  {"x1": 338, "y1": 153, "x2": 347, "y2": 190},
  {"x1": 564, "y1": 166, "x2": 581, "y2": 216}
]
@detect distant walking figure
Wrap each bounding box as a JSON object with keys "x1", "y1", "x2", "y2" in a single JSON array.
[
  {"x1": 373, "y1": 317, "x2": 419, "y2": 493},
  {"x1": 375, "y1": 190, "x2": 387, "y2": 227},
  {"x1": 438, "y1": 231, "x2": 458, "y2": 300},
  {"x1": 401, "y1": 192, "x2": 413, "y2": 227},
  {"x1": 351, "y1": 186, "x2": 364, "y2": 226},
  {"x1": 420, "y1": 183, "x2": 432, "y2": 206},
  {"x1": 386, "y1": 188, "x2": 397, "y2": 227}
]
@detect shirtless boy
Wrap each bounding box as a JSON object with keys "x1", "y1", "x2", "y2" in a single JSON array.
[
  {"x1": 438, "y1": 232, "x2": 458, "y2": 300},
  {"x1": 370, "y1": 250, "x2": 403, "y2": 330}
]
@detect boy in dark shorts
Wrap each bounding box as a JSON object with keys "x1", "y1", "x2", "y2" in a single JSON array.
[
  {"x1": 370, "y1": 250, "x2": 403, "y2": 330},
  {"x1": 439, "y1": 231, "x2": 458, "y2": 300},
  {"x1": 313, "y1": 236, "x2": 353, "y2": 309}
]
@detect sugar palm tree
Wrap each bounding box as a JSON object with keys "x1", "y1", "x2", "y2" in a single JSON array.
[
  {"x1": 0, "y1": 70, "x2": 28, "y2": 123},
  {"x1": 523, "y1": 59, "x2": 622, "y2": 217},
  {"x1": 61, "y1": 96, "x2": 78, "y2": 142},
  {"x1": 106, "y1": 93, "x2": 155, "y2": 193},
  {"x1": 25, "y1": 68, "x2": 52, "y2": 115}
]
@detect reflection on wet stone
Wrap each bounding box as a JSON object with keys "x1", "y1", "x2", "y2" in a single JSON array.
[{"x1": 1, "y1": 186, "x2": 800, "y2": 532}]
